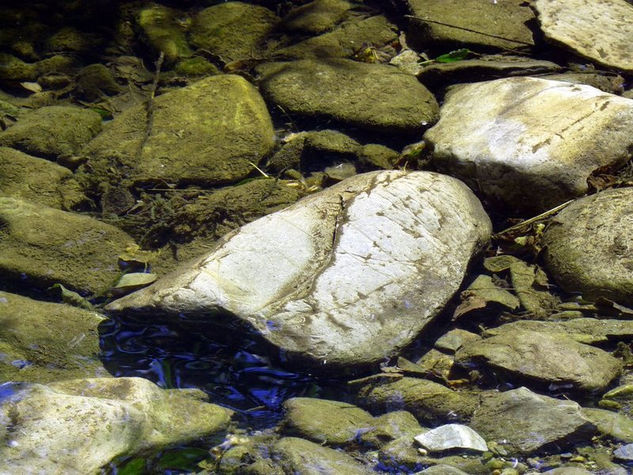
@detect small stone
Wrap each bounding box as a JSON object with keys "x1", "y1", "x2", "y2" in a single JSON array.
[
  {"x1": 414, "y1": 424, "x2": 488, "y2": 453},
  {"x1": 614, "y1": 443, "x2": 633, "y2": 461}
]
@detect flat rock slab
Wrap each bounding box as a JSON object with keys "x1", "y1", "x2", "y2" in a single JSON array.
[
  {"x1": 0, "y1": 377, "x2": 233, "y2": 474},
  {"x1": 470, "y1": 387, "x2": 597, "y2": 455},
  {"x1": 0, "y1": 197, "x2": 136, "y2": 296},
  {"x1": 543, "y1": 188, "x2": 633, "y2": 305},
  {"x1": 273, "y1": 437, "x2": 369, "y2": 474},
  {"x1": 485, "y1": 318, "x2": 633, "y2": 346},
  {"x1": 405, "y1": 0, "x2": 535, "y2": 51},
  {"x1": 425, "y1": 77, "x2": 633, "y2": 212},
  {"x1": 0, "y1": 291, "x2": 108, "y2": 383},
  {"x1": 80, "y1": 74, "x2": 274, "y2": 188},
  {"x1": 414, "y1": 424, "x2": 488, "y2": 453},
  {"x1": 256, "y1": 59, "x2": 439, "y2": 135},
  {"x1": 107, "y1": 171, "x2": 491, "y2": 368},
  {"x1": 535, "y1": 0, "x2": 633, "y2": 72},
  {"x1": 455, "y1": 329, "x2": 622, "y2": 394}
]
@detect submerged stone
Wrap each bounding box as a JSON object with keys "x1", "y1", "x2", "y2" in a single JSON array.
[
  {"x1": 542, "y1": 188, "x2": 633, "y2": 305},
  {"x1": 107, "y1": 171, "x2": 491, "y2": 368},
  {"x1": 470, "y1": 387, "x2": 597, "y2": 455},
  {"x1": 257, "y1": 59, "x2": 439, "y2": 135},
  {"x1": 414, "y1": 424, "x2": 488, "y2": 453},
  {"x1": 425, "y1": 77, "x2": 633, "y2": 213},
  {"x1": 455, "y1": 329, "x2": 622, "y2": 394},
  {"x1": 273, "y1": 437, "x2": 369, "y2": 474},
  {"x1": 0, "y1": 377, "x2": 233, "y2": 474}
]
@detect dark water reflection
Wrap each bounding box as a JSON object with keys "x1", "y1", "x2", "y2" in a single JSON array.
[{"x1": 99, "y1": 317, "x2": 345, "y2": 429}]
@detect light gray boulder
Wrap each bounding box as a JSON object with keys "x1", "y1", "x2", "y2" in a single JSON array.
[
  {"x1": 425, "y1": 77, "x2": 633, "y2": 213},
  {"x1": 470, "y1": 387, "x2": 597, "y2": 455},
  {"x1": 107, "y1": 171, "x2": 491, "y2": 368},
  {"x1": 535, "y1": 0, "x2": 633, "y2": 72},
  {"x1": 0, "y1": 377, "x2": 233, "y2": 474},
  {"x1": 542, "y1": 188, "x2": 633, "y2": 305},
  {"x1": 414, "y1": 424, "x2": 488, "y2": 453}
]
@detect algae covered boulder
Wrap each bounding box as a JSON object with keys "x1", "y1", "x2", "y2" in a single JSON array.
[
  {"x1": 107, "y1": 171, "x2": 491, "y2": 368},
  {"x1": 0, "y1": 377, "x2": 233, "y2": 474},
  {"x1": 257, "y1": 59, "x2": 439, "y2": 135},
  {"x1": 0, "y1": 291, "x2": 108, "y2": 383},
  {"x1": 0, "y1": 197, "x2": 136, "y2": 296},
  {"x1": 80, "y1": 74, "x2": 274, "y2": 189},
  {"x1": 543, "y1": 188, "x2": 633, "y2": 305}
]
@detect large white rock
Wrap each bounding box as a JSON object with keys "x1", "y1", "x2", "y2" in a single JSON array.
[
  {"x1": 535, "y1": 0, "x2": 633, "y2": 72},
  {"x1": 107, "y1": 171, "x2": 491, "y2": 367},
  {"x1": 425, "y1": 77, "x2": 633, "y2": 213},
  {"x1": 0, "y1": 377, "x2": 233, "y2": 474}
]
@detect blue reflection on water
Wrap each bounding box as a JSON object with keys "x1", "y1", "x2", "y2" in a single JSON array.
[{"x1": 99, "y1": 317, "x2": 342, "y2": 429}]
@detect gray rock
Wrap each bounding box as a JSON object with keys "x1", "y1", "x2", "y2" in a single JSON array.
[
  {"x1": 189, "y1": 2, "x2": 279, "y2": 62},
  {"x1": 425, "y1": 77, "x2": 633, "y2": 213},
  {"x1": 0, "y1": 147, "x2": 84, "y2": 210},
  {"x1": 418, "y1": 465, "x2": 470, "y2": 474},
  {"x1": 272, "y1": 437, "x2": 369, "y2": 474},
  {"x1": 281, "y1": 397, "x2": 374, "y2": 446},
  {"x1": 80, "y1": 74, "x2": 274, "y2": 189},
  {"x1": 274, "y1": 15, "x2": 398, "y2": 60},
  {"x1": 405, "y1": 0, "x2": 535, "y2": 51},
  {"x1": 0, "y1": 197, "x2": 136, "y2": 296},
  {"x1": 614, "y1": 443, "x2": 633, "y2": 460},
  {"x1": 542, "y1": 188, "x2": 633, "y2": 305},
  {"x1": 0, "y1": 291, "x2": 108, "y2": 383},
  {"x1": 542, "y1": 468, "x2": 594, "y2": 475},
  {"x1": 470, "y1": 387, "x2": 597, "y2": 455},
  {"x1": 455, "y1": 329, "x2": 622, "y2": 394},
  {"x1": 435, "y1": 329, "x2": 481, "y2": 354},
  {"x1": 0, "y1": 377, "x2": 233, "y2": 474},
  {"x1": 257, "y1": 59, "x2": 439, "y2": 135},
  {"x1": 107, "y1": 171, "x2": 491, "y2": 368},
  {"x1": 582, "y1": 407, "x2": 633, "y2": 443},
  {"x1": 355, "y1": 377, "x2": 478, "y2": 424},
  {"x1": 535, "y1": 0, "x2": 633, "y2": 72},
  {"x1": 0, "y1": 105, "x2": 101, "y2": 160},
  {"x1": 414, "y1": 424, "x2": 488, "y2": 453},
  {"x1": 484, "y1": 318, "x2": 633, "y2": 346}
]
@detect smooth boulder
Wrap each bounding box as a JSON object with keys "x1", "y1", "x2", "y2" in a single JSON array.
[
  {"x1": 107, "y1": 171, "x2": 491, "y2": 368},
  {"x1": 543, "y1": 188, "x2": 633, "y2": 305},
  {"x1": 425, "y1": 77, "x2": 633, "y2": 212}
]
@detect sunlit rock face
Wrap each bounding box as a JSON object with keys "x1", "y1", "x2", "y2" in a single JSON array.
[
  {"x1": 425, "y1": 77, "x2": 633, "y2": 213},
  {"x1": 107, "y1": 171, "x2": 491, "y2": 368}
]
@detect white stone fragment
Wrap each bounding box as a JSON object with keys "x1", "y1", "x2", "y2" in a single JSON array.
[
  {"x1": 535, "y1": 0, "x2": 633, "y2": 72},
  {"x1": 107, "y1": 171, "x2": 491, "y2": 367},
  {"x1": 425, "y1": 77, "x2": 633, "y2": 212},
  {"x1": 414, "y1": 424, "x2": 488, "y2": 453}
]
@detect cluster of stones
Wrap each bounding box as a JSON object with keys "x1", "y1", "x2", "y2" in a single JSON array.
[{"x1": 2, "y1": 0, "x2": 633, "y2": 472}]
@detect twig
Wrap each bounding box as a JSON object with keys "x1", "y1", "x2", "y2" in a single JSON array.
[{"x1": 493, "y1": 200, "x2": 573, "y2": 238}]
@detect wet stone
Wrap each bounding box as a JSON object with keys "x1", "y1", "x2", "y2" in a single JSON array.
[
  {"x1": 425, "y1": 77, "x2": 633, "y2": 213},
  {"x1": 614, "y1": 443, "x2": 633, "y2": 461},
  {"x1": 107, "y1": 171, "x2": 491, "y2": 368},
  {"x1": 470, "y1": 387, "x2": 597, "y2": 455},
  {"x1": 581, "y1": 407, "x2": 633, "y2": 443},
  {"x1": 535, "y1": 0, "x2": 633, "y2": 72},
  {"x1": 455, "y1": 328, "x2": 622, "y2": 394},
  {"x1": 272, "y1": 437, "x2": 369, "y2": 474},
  {"x1": 281, "y1": 397, "x2": 374, "y2": 446},
  {"x1": 281, "y1": 0, "x2": 353, "y2": 34},
  {"x1": 414, "y1": 424, "x2": 488, "y2": 453},
  {"x1": 257, "y1": 59, "x2": 439, "y2": 135},
  {"x1": 543, "y1": 188, "x2": 633, "y2": 306}
]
